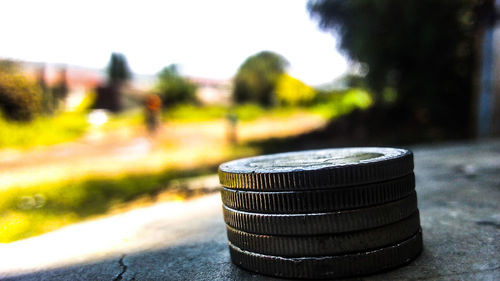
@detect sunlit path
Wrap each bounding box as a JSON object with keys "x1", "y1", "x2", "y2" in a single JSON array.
[{"x1": 0, "y1": 113, "x2": 326, "y2": 190}]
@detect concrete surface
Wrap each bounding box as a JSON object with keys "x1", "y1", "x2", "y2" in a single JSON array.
[{"x1": 1, "y1": 140, "x2": 499, "y2": 280}]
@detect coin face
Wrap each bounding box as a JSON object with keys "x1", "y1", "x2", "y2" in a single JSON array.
[
  {"x1": 221, "y1": 148, "x2": 408, "y2": 173},
  {"x1": 248, "y1": 152, "x2": 384, "y2": 170}
]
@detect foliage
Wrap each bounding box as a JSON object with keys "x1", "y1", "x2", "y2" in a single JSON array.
[
  {"x1": 0, "y1": 62, "x2": 43, "y2": 121},
  {"x1": 275, "y1": 74, "x2": 316, "y2": 106},
  {"x1": 335, "y1": 73, "x2": 368, "y2": 89},
  {"x1": 156, "y1": 65, "x2": 197, "y2": 107},
  {"x1": 0, "y1": 112, "x2": 88, "y2": 148},
  {"x1": 106, "y1": 53, "x2": 131, "y2": 84},
  {"x1": 309, "y1": 88, "x2": 373, "y2": 119},
  {"x1": 0, "y1": 60, "x2": 19, "y2": 72},
  {"x1": 308, "y1": 0, "x2": 488, "y2": 138},
  {"x1": 233, "y1": 51, "x2": 289, "y2": 106}
]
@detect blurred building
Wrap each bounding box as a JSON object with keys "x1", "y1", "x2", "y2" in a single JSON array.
[
  {"x1": 17, "y1": 60, "x2": 235, "y2": 110},
  {"x1": 22, "y1": 62, "x2": 103, "y2": 111},
  {"x1": 63, "y1": 68, "x2": 103, "y2": 110},
  {"x1": 189, "y1": 77, "x2": 232, "y2": 105}
]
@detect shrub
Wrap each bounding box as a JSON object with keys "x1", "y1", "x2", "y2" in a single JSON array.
[{"x1": 0, "y1": 69, "x2": 43, "y2": 121}]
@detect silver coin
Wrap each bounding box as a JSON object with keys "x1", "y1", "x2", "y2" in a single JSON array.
[{"x1": 219, "y1": 147, "x2": 413, "y2": 191}]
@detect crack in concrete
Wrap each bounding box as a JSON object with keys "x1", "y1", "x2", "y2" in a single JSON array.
[
  {"x1": 476, "y1": 220, "x2": 500, "y2": 229},
  {"x1": 112, "y1": 254, "x2": 127, "y2": 281}
]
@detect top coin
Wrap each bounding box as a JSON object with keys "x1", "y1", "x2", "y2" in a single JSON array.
[{"x1": 219, "y1": 147, "x2": 413, "y2": 191}]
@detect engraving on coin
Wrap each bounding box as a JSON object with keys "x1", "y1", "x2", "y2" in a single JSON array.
[
  {"x1": 221, "y1": 147, "x2": 408, "y2": 173},
  {"x1": 248, "y1": 152, "x2": 384, "y2": 169}
]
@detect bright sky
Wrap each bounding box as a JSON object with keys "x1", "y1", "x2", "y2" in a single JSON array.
[{"x1": 0, "y1": 0, "x2": 347, "y2": 86}]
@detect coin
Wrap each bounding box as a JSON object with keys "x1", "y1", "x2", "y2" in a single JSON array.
[
  {"x1": 219, "y1": 147, "x2": 413, "y2": 191},
  {"x1": 226, "y1": 211, "x2": 420, "y2": 257},
  {"x1": 229, "y1": 230, "x2": 423, "y2": 279},
  {"x1": 221, "y1": 173, "x2": 415, "y2": 213},
  {"x1": 223, "y1": 191, "x2": 418, "y2": 235}
]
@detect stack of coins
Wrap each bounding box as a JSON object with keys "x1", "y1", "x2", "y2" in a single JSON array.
[{"x1": 218, "y1": 147, "x2": 423, "y2": 279}]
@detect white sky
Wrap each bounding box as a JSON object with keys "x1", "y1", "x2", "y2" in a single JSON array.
[{"x1": 0, "y1": 0, "x2": 347, "y2": 86}]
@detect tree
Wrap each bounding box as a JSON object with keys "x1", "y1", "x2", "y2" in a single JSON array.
[
  {"x1": 155, "y1": 64, "x2": 197, "y2": 106},
  {"x1": 233, "y1": 51, "x2": 289, "y2": 106},
  {"x1": 308, "y1": 0, "x2": 490, "y2": 138},
  {"x1": 107, "y1": 53, "x2": 131, "y2": 84},
  {"x1": 94, "y1": 53, "x2": 132, "y2": 112}
]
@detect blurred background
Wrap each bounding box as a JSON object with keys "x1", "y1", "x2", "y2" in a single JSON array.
[{"x1": 0, "y1": 0, "x2": 498, "y2": 243}]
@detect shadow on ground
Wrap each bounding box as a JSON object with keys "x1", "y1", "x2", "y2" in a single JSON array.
[{"x1": 6, "y1": 234, "x2": 499, "y2": 281}]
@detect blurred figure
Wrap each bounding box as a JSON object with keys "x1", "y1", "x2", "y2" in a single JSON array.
[
  {"x1": 144, "y1": 93, "x2": 162, "y2": 134},
  {"x1": 226, "y1": 110, "x2": 238, "y2": 144}
]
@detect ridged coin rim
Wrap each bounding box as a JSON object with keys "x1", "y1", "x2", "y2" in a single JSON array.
[
  {"x1": 228, "y1": 229, "x2": 423, "y2": 279},
  {"x1": 226, "y1": 211, "x2": 420, "y2": 257},
  {"x1": 223, "y1": 191, "x2": 418, "y2": 235},
  {"x1": 221, "y1": 174, "x2": 415, "y2": 213}
]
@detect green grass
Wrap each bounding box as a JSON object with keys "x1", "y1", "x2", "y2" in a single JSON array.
[
  {"x1": 162, "y1": 103, "x2": 269, "y2": 122},
  {"x1": 163, "y1": 103, "x2": 309, "y2": 122},
  {"x1": 162, "y1": 89, "x2": 372, "y2": 123},
  {"x1": 0, "y1": 112, "x2": 88, "y2": 149},
  {"x1": 163, "y1": 104, "x2": 227, "y2": 121},
  {"x1": 0, "y1": 166, "x2": 217, "y2": 242}
]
